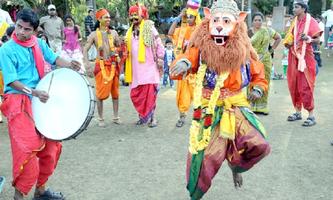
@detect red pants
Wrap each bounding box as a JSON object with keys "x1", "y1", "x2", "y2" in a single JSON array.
[
  {"x1": 1, "y1": 94, "x2": 62, "y2": 195},
  {"x1": 291, "y1": 71, "x2": 314, "y2": 111}
]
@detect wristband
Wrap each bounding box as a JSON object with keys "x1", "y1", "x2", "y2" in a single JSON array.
[{"x1": 22, "y1": 86, "x2": 32, "y2": 95}]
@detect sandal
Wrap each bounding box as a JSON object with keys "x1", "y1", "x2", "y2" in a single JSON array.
[
  {"x1": 112, "y1": 117, "x2": 121, "y2": 125},
  {"x1": 33, "y1": 188, "x2": 65, "y2": 200},
  {"x1": 287, "y1": 112, "x2": 302, "y2": 121},
  {"x1": 176, "y1": 115, "x2": 186, "y2": 128},
  {"x1": 148, "y1": 119, "x2": 158, "y2": 128},
  {"x1": 136, "y1": 119, "x2": 145, "y2": 126},
  {"x1": 97, "y1": 118, "x2": 106, "y2": 127},
  {"x1": 302, "y1": 117, "x2": 316, "y2": 127}
]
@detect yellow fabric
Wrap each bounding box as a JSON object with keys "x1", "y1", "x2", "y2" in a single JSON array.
[
  {"x1": 201, "y1": 92, "x2": 250, "y2": 140},
  {"x1": 186, "y1": 8, "x2": 201, "y2": 25},
  {"x1": 0, "y1": 71, "x2": 4, "y2": 95},
  {"x1": 125, "y1": 20, "x2": 146, "y2": 83},
  {"x1": 96, "y1": 29, "x2": 116, "y2": 83},
  {"x1": 218, "y1": 92, "x2": 250, "y2": 140},
  {"x1": 283, "y1": 18, "x2": 296, "y2": 46},
  {"x1": 0, "y1": 22, "x2": 9, "y2": 38}
]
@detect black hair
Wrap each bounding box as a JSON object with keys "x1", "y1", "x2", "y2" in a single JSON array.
[
  {"x1": 88, "y1": 9, "x2": 93, "y2": 13},
  {"x1": 295, "y1": 3, "x2": 308, "y2": 13},
  {"x1": 252, "y1": 12, "x2": 264, "y2": 22},
  {"x1": 165, "y1": 38, "x2": 172, "y2": 44},
  {"x1": 16, "y1": 8, "x2": 39, "y2": 30},
  {"x1": 37, "y1": 31, "x2": 50, "y2": 47},
  {"x1": 64, "y1": 14, "x2": 79, "y2": 34},
  {"x1": 6, "y1": 26, "x2": 15, "y2": 37}
]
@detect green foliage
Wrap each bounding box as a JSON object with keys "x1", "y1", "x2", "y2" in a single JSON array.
[
  {"x1": 68, "y1": 0, "x2": 89, "y2": 37},
  {"x1": 253, "y1": 0, "x2": 278, "y2": 15}
]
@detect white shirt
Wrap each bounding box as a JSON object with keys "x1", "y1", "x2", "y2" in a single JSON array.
[
  {"x1": 0, "y1": 9, "x2": 13, "y2": 25},
  {"x1": 322, "y1": 9, "x2": 333, "y2": 27},
  {"x1": 165, "y1": 49, "x2": 173, "y2": 65}
]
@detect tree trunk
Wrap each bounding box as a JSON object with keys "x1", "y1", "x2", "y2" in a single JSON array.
[{"x1": 322, "y1": 0, "x2": 327, "y2": 11}]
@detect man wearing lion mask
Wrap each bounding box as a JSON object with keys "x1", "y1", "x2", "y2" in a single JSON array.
[{"x1": 171, "y1": 0, "x2": 271, "y2": 199}]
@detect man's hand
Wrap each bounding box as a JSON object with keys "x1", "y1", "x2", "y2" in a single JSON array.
[
  {"x1": 170, "y1": 61, "x2": 190, "y2": 78},
  {"x1": 84, "y1": 61, "x2": 94, "y2": 78},
  {"x1": 33, "y1": 90, "x2": 49, "y2": 103},
  {"x1": 157, "y1": 58, "x2": 164, "y2": 68},
  {"x1": 69, "y1": 60, "x2": 82, "y2": 71},
  {"x1": 301, "y1": 33, "x2": 311, "y2": 42},
  {"x1": 248, "y1": 89, "x2": 262, "y2": 102}
]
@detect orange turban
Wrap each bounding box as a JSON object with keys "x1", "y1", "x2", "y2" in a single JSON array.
[
  {"x1": 96, "y1": 9, "x2": 108, "y2": 20},
  {"x1": 129, "y1": 4, "x2": 148, "y2": 19}
]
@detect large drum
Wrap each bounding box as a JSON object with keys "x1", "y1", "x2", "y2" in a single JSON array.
[{"x1": 32, "y1": 68, "x2": 95, "y2": 141}]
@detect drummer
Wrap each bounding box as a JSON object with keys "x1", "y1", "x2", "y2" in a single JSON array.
[{"x1": 0, "y1": 9, "x2": 81, "y2": 200}]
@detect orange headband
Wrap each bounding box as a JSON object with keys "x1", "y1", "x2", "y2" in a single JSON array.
[{"x1": 96, "y1": 9, "x2": 108, "y2": 20}]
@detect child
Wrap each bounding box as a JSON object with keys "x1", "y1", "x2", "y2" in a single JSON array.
[
  {"x1": 61, "y1": 15, "x2": 85, "y2": 72},
  {"x1": 327, "y1": 25, "x2": 333, "y2": 57},
  {"x1": 163, "y1": 38, "x2": 174, "y2": 88}
]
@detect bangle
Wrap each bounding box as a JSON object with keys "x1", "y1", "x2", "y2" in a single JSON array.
[{"x1": 22, "y1": 86, "x2": 32, "y2": 95}]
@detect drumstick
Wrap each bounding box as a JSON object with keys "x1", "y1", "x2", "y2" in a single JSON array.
[{"x1": 47, "y1": 72, "x2": 54, "y2": 94}]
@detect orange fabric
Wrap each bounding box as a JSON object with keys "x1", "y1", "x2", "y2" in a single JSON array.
[
  {"x1": 95, "y1": 62, "x2": 119, "y2": 100},
  {"x1": 174, "y1": 47, "x2": 268, "y2": 93},
  {"x1": 176, "y1": 76, "x2": 195, "y2": 113},
  {"x1": 0, "y1": 94, "x2": 62, "y2": 195},
  {"x1": 0, "y1": 71, "x2": 3, "y2": 95},
  {"x1": 96, "y1": 9, "x2": 108, "y2": 20},
  {"x1": 170, "y1": 26, "x2": 199, "y2": 113}
]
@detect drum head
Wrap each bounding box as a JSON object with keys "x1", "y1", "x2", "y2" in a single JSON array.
[{"x1": 32, "y1": 68, "x2": 92, "y2": 140}]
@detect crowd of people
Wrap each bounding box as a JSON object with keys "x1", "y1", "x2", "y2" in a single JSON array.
[{"x1": 0, "y1": 0, "x2": 330, "y2": 199}]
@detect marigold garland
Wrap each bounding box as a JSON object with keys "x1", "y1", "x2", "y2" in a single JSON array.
[
  {"x1": 189, "y1": 64, "x2": 229, "y2": 154},
  {"x1": 96, "y1": 28, "x2": 117, "y2": 83}
]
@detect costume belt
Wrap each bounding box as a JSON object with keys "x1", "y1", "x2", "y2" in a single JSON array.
[{"x1": 201, "y1": 91, "x2": 249, "y2": 140}]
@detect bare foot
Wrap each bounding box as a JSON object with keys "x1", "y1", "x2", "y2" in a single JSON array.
[{"x1": 232, "y1": 171, "x2": 243, "y2": 188}]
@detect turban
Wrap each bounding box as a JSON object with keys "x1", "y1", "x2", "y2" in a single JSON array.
[
  {"x1": 96, "y1": 9, "x2": 108, "y2": 20},
  {"x1": 129, "y1": 4, "x2": 149, "y2": 19}
]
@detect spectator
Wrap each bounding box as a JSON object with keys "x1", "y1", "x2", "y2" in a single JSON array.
[
  {"x1": 39, "y1": 4, "x2": 64, "y2": 54},
  {"x1": 84, "y1": 9, "x2": 95, "y2": 38},
  {"x1": 321, "y1": 3, "x2": 333, "y2": 48},
  {"x1": 0, "y1": 7, "x2": 14, "y2": 25}
]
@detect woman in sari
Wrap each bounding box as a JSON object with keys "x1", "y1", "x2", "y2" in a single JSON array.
[{"x1": 249, "y1": 12, "x2": 281, "y2": 115}]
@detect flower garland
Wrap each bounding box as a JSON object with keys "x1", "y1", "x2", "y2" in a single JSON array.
[
  {"x1": 96, "y1": 28, "x2": 117, "y2": 83},
  {"x1": 189, "y1": 64, "x2": 229, "y2": 154}
]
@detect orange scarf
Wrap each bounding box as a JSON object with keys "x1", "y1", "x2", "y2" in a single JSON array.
[{"x1": 12, "y1": 33, "x2": 45, "y2": 78}]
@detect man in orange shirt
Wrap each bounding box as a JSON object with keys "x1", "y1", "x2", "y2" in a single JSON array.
[
  {"x1": 168, "y1": 0, "x2": 201, "y2": 127},
  {"x1": 83, "y1": 9, "x2": 122, "y2": 127}
]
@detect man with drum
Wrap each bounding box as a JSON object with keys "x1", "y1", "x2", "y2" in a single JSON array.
[
  {"x1": 83, "y1": 8, "x2": 122, "y2": 127},
  {"x1": 0, "y1": 9, "x2": 81, "y2": 200}
]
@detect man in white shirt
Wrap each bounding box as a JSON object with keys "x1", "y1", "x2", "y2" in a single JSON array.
[
  {"x1": 0, "y1": 8, "x2": 14, "y2": 25},
  {"x1": 322, "y1": 3, "x2": 333, "y2": 48},
  {"x1": 39, "y1": 4, "x2": 64, "y2": 54}
]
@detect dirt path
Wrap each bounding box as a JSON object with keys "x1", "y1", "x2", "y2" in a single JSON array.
[{"x1": 1, "y1": 51, "x2": 332, "y2": 200}]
